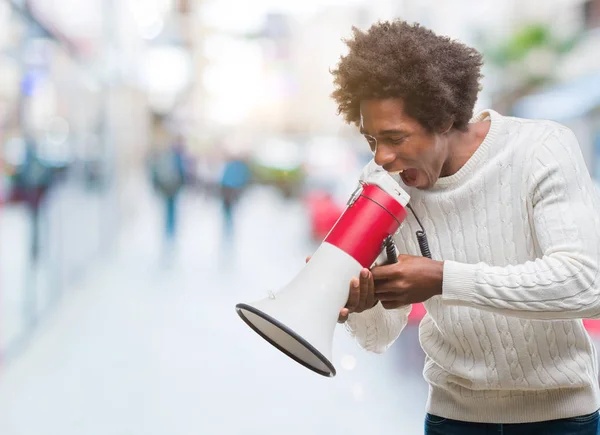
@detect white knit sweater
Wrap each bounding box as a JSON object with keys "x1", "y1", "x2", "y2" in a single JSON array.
[{"x1": 346, "y1": 109, "x2": 600, "y2": 423}]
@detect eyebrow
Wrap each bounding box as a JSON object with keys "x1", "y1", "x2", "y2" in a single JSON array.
[{"x1": 360, "y1": 128, "x2": 410, "y2": 136}]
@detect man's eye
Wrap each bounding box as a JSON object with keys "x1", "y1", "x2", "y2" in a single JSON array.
[{"x1": 389, "y1": 137, "x2": 406, "y2": 145}]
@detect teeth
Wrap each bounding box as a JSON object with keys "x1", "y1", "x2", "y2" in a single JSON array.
[{"x1": 388, "y1": 170, "x2": 404, "y2": 175}]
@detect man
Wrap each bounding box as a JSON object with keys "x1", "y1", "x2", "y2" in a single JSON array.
[{"x1": 328, "y1": 20, "x2": 600, "y2": 434}]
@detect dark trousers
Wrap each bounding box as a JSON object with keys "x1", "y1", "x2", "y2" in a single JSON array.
[{"x1": 425, "y1": 411, "x2": 599, "y2": 434}]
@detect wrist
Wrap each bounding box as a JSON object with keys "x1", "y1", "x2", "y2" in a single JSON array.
[{"x1": 434, "y1": 260, "x2": 444, "y2": 295}]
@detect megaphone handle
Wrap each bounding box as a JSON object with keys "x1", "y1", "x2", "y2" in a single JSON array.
[{"x1": 384, "y1": 235, "x2": 398, "y2": 264}]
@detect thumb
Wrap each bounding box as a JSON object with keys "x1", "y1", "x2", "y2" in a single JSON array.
[{"x1": 338, "y1": 307, "x2": 349, "y2": 324}]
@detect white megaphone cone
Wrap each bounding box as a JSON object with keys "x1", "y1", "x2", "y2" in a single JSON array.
[{"x1": 236, "y1": 171, "x2": 410, "y2": 377}]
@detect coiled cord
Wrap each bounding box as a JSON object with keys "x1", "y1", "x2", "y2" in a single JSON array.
[
  {"x1": 416, "y1": 230, "x2": 431, "y2": 259},
  {"x1": 383, "y1": 207, "x2": 431, "y2": 262},
  {"x1": 382, "y1": 203, "x2": 432, "y2": 262},
  {"x1": 407, "y1": 204, "x2": 432, "y2": 259}
]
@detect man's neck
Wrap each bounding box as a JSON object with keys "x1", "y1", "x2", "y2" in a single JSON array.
[{"x1": 440, "y1": 120, "x2": 491, "y2": 177}]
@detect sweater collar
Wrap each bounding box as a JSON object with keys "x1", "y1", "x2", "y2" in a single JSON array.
[{"x1": 431, "y1": 109, "x2": 503, "y2": 190}]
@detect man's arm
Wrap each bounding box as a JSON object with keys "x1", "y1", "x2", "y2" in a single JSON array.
[{"x1": 442, "y1": 127, "x2": 600, "y2": 320}]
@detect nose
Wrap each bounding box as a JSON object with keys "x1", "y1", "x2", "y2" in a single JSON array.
[{"x1": 373, "y1": 144, "x2": 396, "y2": 167}]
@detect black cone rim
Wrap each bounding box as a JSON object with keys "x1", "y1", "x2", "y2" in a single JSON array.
[{"x1": 235, "y1": 303, "x2": 336, "y2": 377}]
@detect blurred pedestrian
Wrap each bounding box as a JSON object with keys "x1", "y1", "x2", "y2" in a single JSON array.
[
  {"x1": 12, "y1": 137, "x2": 53, "y2": 262},
  {"x1": 150, "y1": 135, "x2": 186, "y2": 251},
  {"x1": 219, "y1": 156, "x2": 251, "y2": 238}
]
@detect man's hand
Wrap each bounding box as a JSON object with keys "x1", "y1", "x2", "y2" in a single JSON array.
[
  {"x1": 372, "y1": 255, "x2": 444, "y2": 309},
  {"x1": 305, "y1": 256, "x2": 378, "y2": 324}
]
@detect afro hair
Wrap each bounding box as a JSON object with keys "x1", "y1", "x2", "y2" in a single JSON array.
[{"x1": 330, "y1": 20, "x2": 484, "y2": 132}]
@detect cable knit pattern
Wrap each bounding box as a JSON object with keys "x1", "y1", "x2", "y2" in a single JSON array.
[{"x1": 344, "y1": 110, "x2": 600, "y2": 423}]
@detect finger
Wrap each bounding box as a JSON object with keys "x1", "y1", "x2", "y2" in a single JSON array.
[
  {"x1": 357, "y1": 269, "x2": 369, "y2": 310},
  {"x1": 305, "y1": 255, "x2": 312, "y2": 263},
  {"x1": 374, "y1": 281, "x2": 398, "y2": 294},
  {"x1": 338, "y1": 308, "x2": 349, "y2": 324},
  {"x1": 346, "y1": 278, "x2": 360, "y2": 311},
  {"x1": 371, "y1": 264, "x2": 399, "y2": 280},
  {"x1": 364, "y1": 271, "x2": 376, "y2": 309}
]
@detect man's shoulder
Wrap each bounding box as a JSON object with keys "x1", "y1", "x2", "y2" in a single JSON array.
[
  {"x1": 491, "y1": 113, "x2": 576, "y2": 161},
  {"x1": 499, "y1": 113, "x2": 572, "y2": 139}
]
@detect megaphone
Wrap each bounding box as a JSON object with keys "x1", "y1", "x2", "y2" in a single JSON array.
[{"x1": 235, "y1": 171, "x2": 410, "y2": 377}]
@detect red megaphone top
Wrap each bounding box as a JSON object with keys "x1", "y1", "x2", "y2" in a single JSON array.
[{"x1": 324, "y1": 180, "x2": 409, "y2": 268}]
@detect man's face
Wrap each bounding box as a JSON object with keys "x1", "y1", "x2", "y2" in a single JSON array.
[{"x1": 360, "y1": 98, "x2": 448, "y2": 190}]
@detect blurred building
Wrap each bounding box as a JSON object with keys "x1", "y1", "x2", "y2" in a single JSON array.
[
  {"x1": 508, "y1": 0, "x2": 600, "y2": 178},
  {"x1": 0, "y1": 0, "x2": 166, "y2": 361}
]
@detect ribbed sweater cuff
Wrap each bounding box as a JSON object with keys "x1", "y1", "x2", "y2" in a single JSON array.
[
  {"x1": 442, "y1": 261, "x2": 478, "y2": 304},
  {"x1": 345, "y1": 303, "x2": 411, "y2": 353},
  {"x1": 346, "y1": 302, "x2": 387, "y2": 334}
]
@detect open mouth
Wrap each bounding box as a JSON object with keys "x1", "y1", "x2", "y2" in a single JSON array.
[{"x1": 400, "y1": 168, "x2": 418, "y2": 186}]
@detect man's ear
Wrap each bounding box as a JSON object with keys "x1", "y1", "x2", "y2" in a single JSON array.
[{"x1": 441, "y1": 119, "x2": 454, "y2": 135}]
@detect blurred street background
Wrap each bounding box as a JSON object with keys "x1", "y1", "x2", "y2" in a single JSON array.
[{"x1": 0, "y1": 0, "x2": 599, "y2": 434}]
